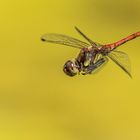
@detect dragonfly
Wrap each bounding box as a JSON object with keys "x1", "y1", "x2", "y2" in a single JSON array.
[{"x1": 41, "y1": 27, "x2": 140, "y2": 77}]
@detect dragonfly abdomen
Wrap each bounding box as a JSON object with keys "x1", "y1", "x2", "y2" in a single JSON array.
[{"x1": 105, "y1": 31, "x2": 140, "y2": 50}]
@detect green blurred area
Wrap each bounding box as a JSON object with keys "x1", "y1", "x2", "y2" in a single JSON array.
[{"x1": 0, "y1": 0, "x2": 140, "y2": 140}]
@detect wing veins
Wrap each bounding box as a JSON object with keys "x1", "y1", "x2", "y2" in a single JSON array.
[
  {"x1": 108, "y1": 50, "x2": 132, "y2": 77},
  {"x1": 41, "y1": 33, "x2": 90, "y2": 49}
]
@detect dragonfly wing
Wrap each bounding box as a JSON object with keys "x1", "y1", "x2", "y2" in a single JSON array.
[
  {"x1": 108, "y1": 50, "x2": 132, "y2": 77},
  {"x1": 41, "y1": 33, "x2": 90, "y2": 49},
  {"x1": 75, "y1": 26, "x2": 103, "y2": 47}
]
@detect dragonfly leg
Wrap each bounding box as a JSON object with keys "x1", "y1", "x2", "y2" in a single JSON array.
[{"x1": 83, "y1": 57, "x2": 108, "y2": 75}]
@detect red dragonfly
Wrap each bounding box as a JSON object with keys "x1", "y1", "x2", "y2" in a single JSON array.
[{"x1": 41, "y1": 27, "x2": 140, "y2": 77}]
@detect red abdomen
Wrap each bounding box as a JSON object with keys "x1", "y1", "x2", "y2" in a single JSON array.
[{"x1": 104, "y1": 31, "x2": 140, "y2": 51}]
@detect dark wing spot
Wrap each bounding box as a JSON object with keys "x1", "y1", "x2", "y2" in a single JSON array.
[{"x1": 41, "y1": 38, "x2": 46, "y2": 41}]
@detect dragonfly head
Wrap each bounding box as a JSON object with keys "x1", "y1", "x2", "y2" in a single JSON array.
[{"x1": 63, "y1": 59, "x2": 79, "y2": 77}]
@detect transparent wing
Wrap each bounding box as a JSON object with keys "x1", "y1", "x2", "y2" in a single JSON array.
[
  {"x1": 41, "y1": 33, "x2": 90, "y2": 49},
  {"x1": 108, "y1": 50, "x2": 131, "y2": 77},
  {"x1": 74, "y1": 27, "x2": 103, "y2": 47},
  {"x1": 75, "y1": 27, "x2": 97, "y2": 47}
]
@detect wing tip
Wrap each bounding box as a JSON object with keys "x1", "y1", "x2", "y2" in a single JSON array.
[
  {"x1": 74, "y1": 26, "x2": 78, "y2": 30},
  {"x1": 128, "y1": 73, "x2": 132, "y2": 79},
  {"x1": 41, "y1": 37, "x2": 46, "y2": 41},
  {"x1": 74, "y1": 26, "x2": 80, "y2": 33}
]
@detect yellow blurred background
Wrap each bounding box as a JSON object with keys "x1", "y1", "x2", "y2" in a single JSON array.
[{"x1": 0, "y1": 0, "x2": 140, "y2": 139}]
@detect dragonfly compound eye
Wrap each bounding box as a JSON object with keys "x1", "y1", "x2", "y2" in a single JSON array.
[{"x1": 63, "y1": 60, "x2": 79, "y2": 77}]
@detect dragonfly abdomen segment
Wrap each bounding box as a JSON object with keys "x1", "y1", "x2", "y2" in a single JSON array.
[{"x1": 105, "y1": 31, "x2": 140, "y2": 50}]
